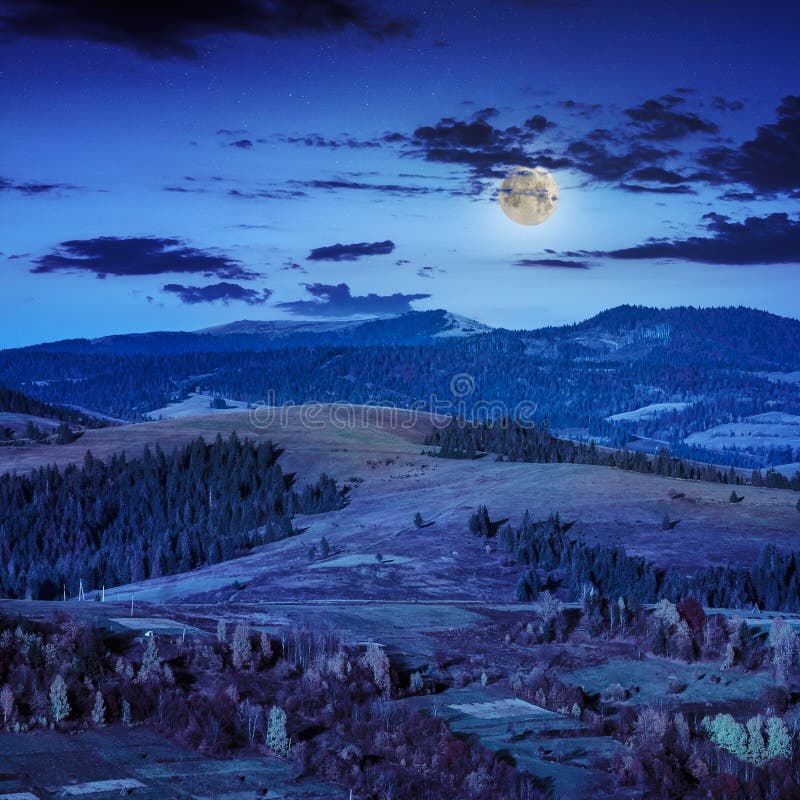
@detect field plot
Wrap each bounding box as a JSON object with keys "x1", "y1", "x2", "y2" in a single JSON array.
[
  {"x1": 607, "y1": 402, "x2": 691, "y2": 421},
  {"x1": 0, "y1": 726, "x2": 338, "y2": 799},
  {"x1": 410, "y1": 686, "x2": 620, "y2": 799},
  {"x1": 565, "y1": 655, "x2": 774, "y2": 710},
  {"x1": 307, "y1": 553, "x2": 410, "y2": 569},
  {"x1": 145, "y1": 393, "x2": 249, "y2": 420},
  {"x1": 110, "y1": 617, "x2": 205, "y2": 636},
  {"x1": 448, "y1": 698, "x2": 558, "y2": 719},
  {"x1": 759, "y1": 370, "x2": 800, "y2": 385},
  {"x1": 62, "y1": 779, "x2": 144, "y2": 796},
  {"x1": 684, "y1": 411, "x2": 800, "y2": 454}
]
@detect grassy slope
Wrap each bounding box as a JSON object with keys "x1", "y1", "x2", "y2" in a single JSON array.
[{"x1": 4, "y1": 405, "x2": 795, "y2": 607}]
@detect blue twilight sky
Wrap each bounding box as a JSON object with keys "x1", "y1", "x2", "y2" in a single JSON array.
[{"x1": 1, "y1": 0, "x2": 799, "y2": 347}]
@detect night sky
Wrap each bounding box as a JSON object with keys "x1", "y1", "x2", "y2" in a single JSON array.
[{"x1": 1, "y1": 0, "x2": 799, "y2": 347}]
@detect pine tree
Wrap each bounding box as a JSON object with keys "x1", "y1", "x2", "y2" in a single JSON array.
[
  {"x1": 266, "y1": 705, "x2": 290, "y2": 756},
  {"x1": 232, "y1": 623, "x2": 252, "y2": 670},
  {"x1": 49, "y1": 674, "x2": 70, "y2": 723},
  {"x1": 91, "y1": 691, "x2": 106, "y2": 726},
  {"x1": 138, "y1": 636, "x2": 163, "y2": 683},
  {"x1": 0, "y1": 684, "x2": 14, "y2": 726}
]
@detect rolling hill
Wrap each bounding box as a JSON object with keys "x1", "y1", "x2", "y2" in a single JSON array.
[{"x1": 1, "y1": 305, "x2": 799, "y2": 470}]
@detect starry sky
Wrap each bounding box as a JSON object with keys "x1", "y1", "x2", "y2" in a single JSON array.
[{"x1": 1, "y1": 0, "x2": 799, "y2": 347}]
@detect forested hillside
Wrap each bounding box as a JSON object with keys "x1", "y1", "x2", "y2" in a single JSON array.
[
  {"x1": 428, "y1": 418, "x2": 800, "y2": 489},
  {"x1": 0, "y1": 434, "x2": 346, "y2": 599},
  {"x1": 476, "y1": 507, "x2": 800, "y2": 611},
  {"x1": 2, "y1": 305, "x2": 799, "y2": 468},
  {"x1": 0, "y1": 385, "x2": 110, "y2": 429}
]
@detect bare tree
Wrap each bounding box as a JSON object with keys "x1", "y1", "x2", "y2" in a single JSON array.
[{"x1": 0, "y1": 685, "x2": 14, "y2": 726}]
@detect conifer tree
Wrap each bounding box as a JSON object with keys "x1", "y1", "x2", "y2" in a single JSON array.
[{"x1": 49, "y1": 674, "x2": 70, "y2": 723}]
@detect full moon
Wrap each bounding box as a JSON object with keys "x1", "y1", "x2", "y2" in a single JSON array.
[{"x1": 498, "y1": 166, "x2": 559, "y2": 226}]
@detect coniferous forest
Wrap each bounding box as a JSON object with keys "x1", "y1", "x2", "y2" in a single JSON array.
[
  {"x1": 0, "y1": 434, "x2": 345, "y2": 600},
  {"x1": 429, "y1": 418, "x2": 800, "y2": 490},
  {"x1": 480, "y1": 508, "x2": 800, "y2": 611},
  {"x1": 2, "y1": 306, "x2": 800, "y2": 470}
]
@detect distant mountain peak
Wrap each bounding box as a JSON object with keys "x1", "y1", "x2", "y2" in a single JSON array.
[
  {"x1": 433, "y1": 312, "x2": 493, "y2": 338},
  {"x1": 195, "y1": 309, "x2": 492, "y2": 340}
]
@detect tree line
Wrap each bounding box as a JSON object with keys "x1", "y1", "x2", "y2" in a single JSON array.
[
  {"x1": 431, "y1": 418, "x2": 800, "y2": 490},
  {"x1": 471, "y1": 507, "x2": 800, "y2": 611}
]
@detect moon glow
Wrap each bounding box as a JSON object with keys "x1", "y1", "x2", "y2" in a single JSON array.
[{"x1": 498, "y1": 166, "x2": 559, "y2": 226}]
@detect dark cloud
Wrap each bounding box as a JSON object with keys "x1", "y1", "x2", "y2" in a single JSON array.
[
  {"x1": 624, "y1": 96, "x2": 719, "y2": 140},
  {"x1": 712, "y1": 97, "x2": 745, "y2": 112},
  {"x1": 282, "y1": 133, "x2": 381, "y2": 149},
  {"x1": 0, "y1": 176, "x2": 80, "y2": 194},
  {"x1": 229, "y1": 139, "x2": 254, "y2": 149},
  {"x1": 306, "y1": 240, "x2": 395, "y2": 261},
  {"x1": 403, "y1": 115, "x2": 567, "y2": 180},
  {"x1": 30, "y1": 236, "x2": 258, "y2": 279},
  {"x1": 416, "y1": 265, "x2": 445, "y2": 278},
  {"x1": 699, "y1": 96, "x2": 800, "y2": 194},
  {"x1": 618, "y1": 183, "x2": 696, "y2": 195},
  {"x1": 164, "y1": 185, "x2": 207, "y2": 193},
  {"x1": 558, "y1": 99, "x2": 603, "y2": 117},
  {"x1": 228, "y1": 188, "x2": 307, "y2": 200},
  {"x1": 565, "y1": 134, "x2": 673, "y2": 181},
  {"x1": 0, "y1": 0, "x2": 418, "y2": 59},
  {"x1": 514, "y1": 258, "x2": 590, "y2": 269},
  {"x1": 717, "y1": 190, "x2": 761, "y2": 202},
  {"x1": 472, "y1": 107, "x2": 499, "y2": 121},
  {"x1": 276, "y1": 282, "x2": 429, "y2": 317},
  {"x1": 628, "y1": 166, "x2": 687, "y2": 185},
  {"x1": 413, "y1": 118, "x2": 503, "y2": 149},
  {"x1": 289, "y1": 178, "x2": 433, "y2": 197},
  {"x1": 163, "y1": 281, "x2": 272, "y2": 305},
  {"x1": 524, "y1": 114, "x2": 553, "y2": 132},
  {"x1": 602, "y1": 212, "x2": 800, "y2": 265}
]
